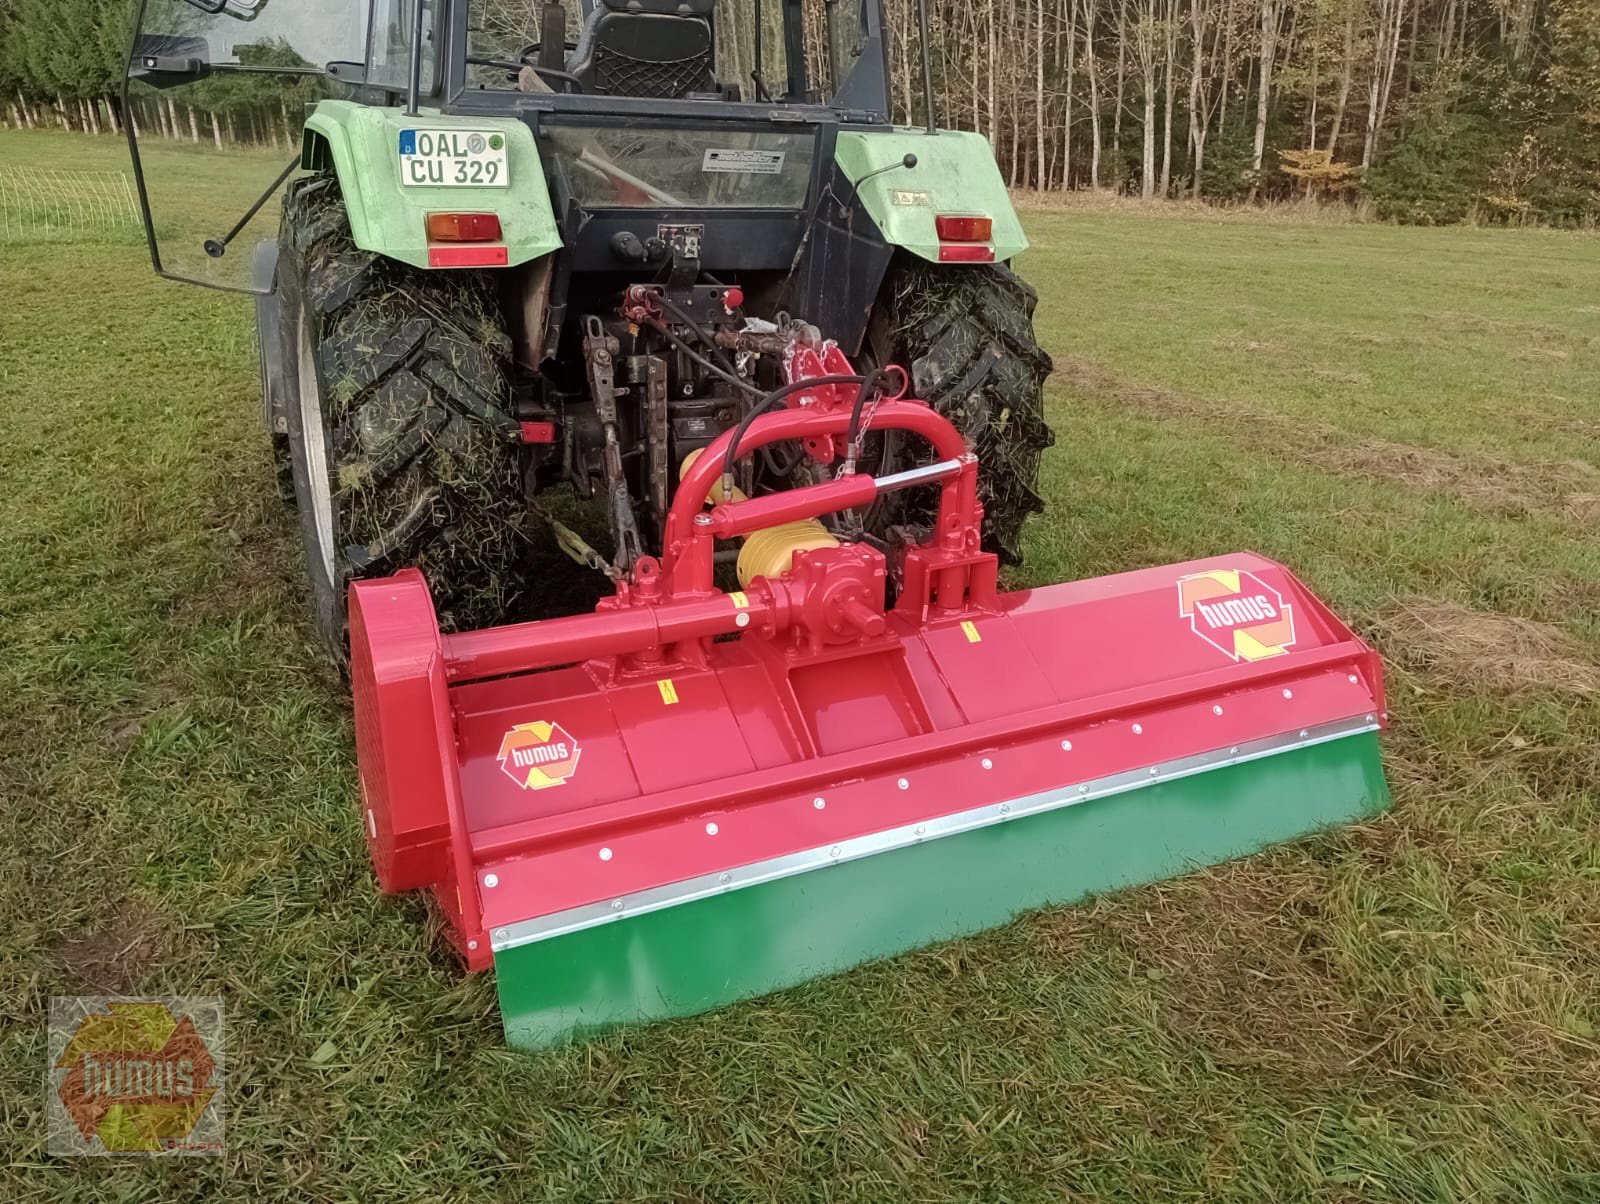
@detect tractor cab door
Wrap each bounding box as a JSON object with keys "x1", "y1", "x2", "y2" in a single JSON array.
[{"x1": 125, "y1": 0, "x2": 369, "y2": 292}]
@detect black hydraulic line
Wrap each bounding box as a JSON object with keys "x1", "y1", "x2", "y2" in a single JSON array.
[
  {"x1": 720, "y1": 373, "x2": 871, "y2": 494},
  {"x1": 842, "y1": 368, "x2": 892, "y2": 468},
  {"x1": 653, "y1": 293, "x2": 740, "y2": 376}
]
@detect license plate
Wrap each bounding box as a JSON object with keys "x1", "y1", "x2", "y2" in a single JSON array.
[{"x1": 398, "y1": 129, "x2": 509, "y2": 188}]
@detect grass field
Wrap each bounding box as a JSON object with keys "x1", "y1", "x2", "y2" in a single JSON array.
[{"x1": 4, "y1": 128, "x2": 1600, "y2": 1201}]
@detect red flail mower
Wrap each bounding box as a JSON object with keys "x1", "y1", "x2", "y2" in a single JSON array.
[{"x1": 350, "y1": 348, "x2": 1390, "y2": 1048}]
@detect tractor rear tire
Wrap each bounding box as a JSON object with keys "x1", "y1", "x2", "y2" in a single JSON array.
[
  {"x1": 276, "y1": 174, "x2": 527, "y2": 659},
  {"x1": 872, "y1": 258, "x2": 1054, "y2": 564}
]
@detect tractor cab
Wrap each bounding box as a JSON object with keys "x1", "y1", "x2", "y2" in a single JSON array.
[{"x1": 125, "y1": 0, "x2": 888, "y2": 293}]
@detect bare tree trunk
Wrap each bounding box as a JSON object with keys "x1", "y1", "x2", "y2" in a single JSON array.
[
  {"x1": 104, "y1": 97, "x2": 120, "y2": 135},
  {"x1": 1085, "y1": 0, "x2": 1103, "y2": 187},
  {"x1": 1036, "y1": 0, "x2": 1047, "y2": 188},
  {"x1": 1113, "y1": 0, "x2": 1129, "y2": 183},
  {"x1": 166, "y1": 95, "x2": 181, "y2": 140},
  {"x1": 188, "y1": 105, "x2": 200, "y2": 143},
  {"x1": 1326, "y1": 0, "x2": 1354, "y2": 153},
  {"x1": 55, "y1": 96, "x2": 71, "y2": 131},
  {"x1": 1136, "y1": 1, "x2": 1158, "y2": 198},
  {"x1": 1249, "y1": 0, "x2": 1279, "y2": 197},
  {"x1": 1061, "y1": 0, "x2": 1079, "y2": 188},
  {"x1": 1159, "y1": 0, "x2": 1177, "y2": 195},
  {"x1": 212, "y1": 111, "x2": 224, "y2": 150},
  {"x1": 1362, "y1": 0, "x2": 1406, "y2": 167},
  {"x1": 1219, "y1": 0, "x2": 1235, "y2": 126},
  {"x1": 979, "y1": 0, "x2": 992, "y2": 144},
  {"x1": 1188, "y1": 0, "x2": 1211, "y2": 195}
]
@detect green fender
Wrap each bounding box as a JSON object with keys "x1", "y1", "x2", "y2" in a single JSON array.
[
  {"x1": 835, "y1": 129, "x2": 1028, "y2": 263},
  {"x1": 300, "y1": 99, "x2": 562, "y2": 271}
]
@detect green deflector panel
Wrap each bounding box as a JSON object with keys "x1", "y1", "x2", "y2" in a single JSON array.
[{"x1": 495, "y1": 733, "x2": 1388, "y2": 1048}]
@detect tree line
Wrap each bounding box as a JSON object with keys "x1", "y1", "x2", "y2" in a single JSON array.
[
  {"x1": 5, "y1": 0, "x2": 1597, "y2": 223},
  {"x1": 876, "y1": 0, "x2": 1600, "y2": 221}
]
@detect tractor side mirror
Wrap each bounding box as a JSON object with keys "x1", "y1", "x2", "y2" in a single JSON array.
[
  {"x1": 129, "y1": 35, "x2": 212, "y2": 89},
  {"x1": 180, "y1": 0, "x2": 269, "y2": 17}
]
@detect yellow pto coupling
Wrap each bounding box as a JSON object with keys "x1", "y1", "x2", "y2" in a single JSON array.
[{"x1": 680, "y1": 450, "x2": 839, "y2": 588}]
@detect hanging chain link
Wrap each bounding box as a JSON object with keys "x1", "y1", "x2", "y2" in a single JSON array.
[{"x1": 527, "y1": 496, "x2": 623, "y2": 582}]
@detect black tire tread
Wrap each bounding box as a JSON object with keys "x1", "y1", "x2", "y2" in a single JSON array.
[
  {"x1": 882, "y1": 259, "x2": 1055, "y2": 563},
  {"x1": 278, "y1": 174, "x2": 526, "y2": 643}
]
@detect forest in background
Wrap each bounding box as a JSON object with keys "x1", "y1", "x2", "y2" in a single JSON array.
[{"x1": 3, "y1": 0, "x2": 1598, "y2": 224}]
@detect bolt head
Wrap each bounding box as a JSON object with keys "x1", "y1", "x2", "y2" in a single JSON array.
[
  {"x1": 1282, "y1": 689, "x2": 1293, "y2": 699},
  {"x1": 1230, "y1": 746, "x2": 1240, "y2": 755},
  {"x1": 981, "y1": 757, "x2": 993, "y2": 770},
  {"x1": 1078, "y1": 784, "x2": 1089, "y2": 794},
  {"x1": 611, "y1": 899, "x2": 623, "y2": 910},
  {"x1": 1061, "y1": 740, "x2": 1073, "y2": 751},
  {"x1": 829, "y1": 845, "x2": 841, "y2": 858},
  {"x1": 1132, "y1": 723, "x2": 1143, "y2": 735},
  {"x1": 483, "y1": 873, "x2": 499, "y2": 888},
  {"x1": 914, "y1": 825, "x2": 926, "y2": 837},
  {"x1": 735, "y1": 612, "x2": 750, "y2": 628},
  {"x1": 1212, "y1": 705, "x2": 1223, "y2": 716},
  {"x1": 1299, "y1": 729, "x2": 1309, "y2": 739},
  {"x1": 719, "y1": 872, "x2": 731, "y2": 884},
  {"x1": 1349, "y1": 674, "x2": 1359, "y2": 684},
  {"x1": 897, "y1": 778, "x2": 909, "y2": 790},
  {"x1": 468, "y1": 940, "x2": 478, "y2": 951},
  {"x1": 999, "y1": 802, "x2": 1010, "y2": 814},
  {"x1": 493, "y1": 928, "x2": 508, "y2": 941},
  {"x1": 1149, "y1": 767, "x2": 1159, "y2": 777},
  {"x1": 813, "y1": 797, "x2": 826, "y2": 809},
  {"x1": 705, "y1": 822, "x2": 719, "y2": 835},
  {"x1": 599, "y1": 847, "x2": 613, "y2": 862}
]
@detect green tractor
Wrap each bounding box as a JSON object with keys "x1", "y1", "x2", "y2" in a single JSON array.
[{"x1": 126, "y1": 0, "x2": 1053, "y2": 651}]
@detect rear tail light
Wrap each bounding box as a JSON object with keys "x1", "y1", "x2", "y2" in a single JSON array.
[
  {"x1": 937, "y1": 244, "x2": 997, "y2": 263},
  {"x1": 426, "y1": 212, "x2": 503, "y2": 242},
  {"x1": 934, "y1": 214, "x2": 993, "y2": 242}
]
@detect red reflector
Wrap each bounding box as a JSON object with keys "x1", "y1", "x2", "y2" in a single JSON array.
[
  {"x1": 519, "y1": 421, "x2": 556, "y2": 444},
  {"x1": 934, "y1": 214, "x2": 993, "y2": 242},
  {"x1": 938, "y1": 244, "x2": 997, "y2": 263},
  {"x1": 426, "y1": 212, "x2": 503, "y2": 242},
  {"x1": 428, "y1": 245, "x2": 510, "y2": 269}
]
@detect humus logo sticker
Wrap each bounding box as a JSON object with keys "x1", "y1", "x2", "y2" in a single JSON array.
[
  {"x1": 497, "y1": 720, "x2": 581, "y2": 790},
  {"x1": 1177, "y1": 569, "x2": 1297, "y2": 662}
]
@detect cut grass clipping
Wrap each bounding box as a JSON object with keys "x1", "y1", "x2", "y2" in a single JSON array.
[{"x1": 3, "y1": 128, "x2": 1599, "y2": 1200}]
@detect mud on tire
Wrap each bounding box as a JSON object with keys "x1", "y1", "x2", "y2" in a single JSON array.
[
  {"x1": 872, "y1": 258, "x2": 1054, "y2": 564},
  {"x1": 277, "y1": 173, "x2": 526, "y2": 656}
]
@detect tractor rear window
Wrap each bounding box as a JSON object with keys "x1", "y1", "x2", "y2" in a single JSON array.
[{"x1": 542, "y1": 126, "x2": 813, "y2": 208}]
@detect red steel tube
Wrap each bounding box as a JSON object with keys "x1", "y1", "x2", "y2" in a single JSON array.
[
  {"x1": 708, "y1": 475, "x2": 880, "y2": 538},
  {"x1": 443, "y1": 592, "x2": 774, "y2": 682},
  {"x1": 664, "y1": 402, "x2": 968, "y2": 558}
]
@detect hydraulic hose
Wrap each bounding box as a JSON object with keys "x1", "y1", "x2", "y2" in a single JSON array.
[{"x1": 721, "y1": 373, "x2": 872, "y2": 497}]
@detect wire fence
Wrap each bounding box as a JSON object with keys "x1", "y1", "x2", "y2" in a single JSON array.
[{"x1": 0, "y1": 167, "x2": 141, "y2": 242}]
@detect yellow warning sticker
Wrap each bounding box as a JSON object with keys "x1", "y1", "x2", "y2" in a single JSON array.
[
  {"x1": 729, "y1": 591, "x2": 749, "y2": 609},
  {"x1": 961, "y1": 620, "x2": 982, "y2": 644},
  {"x1": 657, "y1": 679, "x2": 680, "y2": 705}
]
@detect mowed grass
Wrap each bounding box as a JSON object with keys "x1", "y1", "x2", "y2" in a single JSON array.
[{"x1": 3, "y1": 127, "x2": 1600, "y2": 1201}]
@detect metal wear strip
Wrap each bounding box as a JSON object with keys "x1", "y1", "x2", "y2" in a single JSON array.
[{"x1": 490, "y1": 715, "x2": 1379, "y2": 953}]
